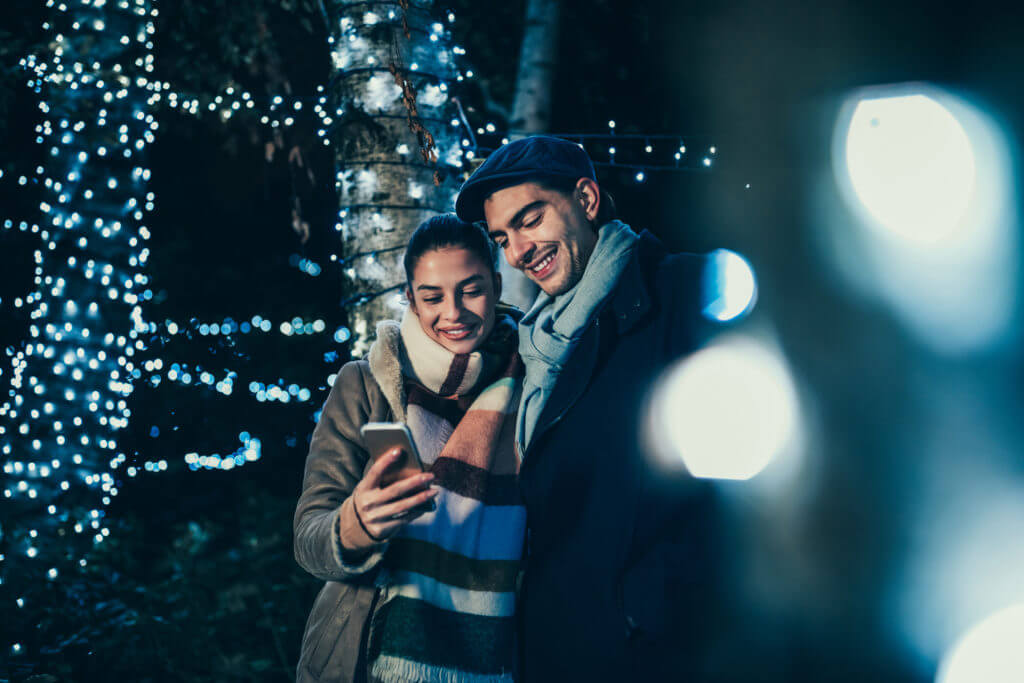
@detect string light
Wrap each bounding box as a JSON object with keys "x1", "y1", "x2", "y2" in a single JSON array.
[
  {"x1": 4, "y1": 18, "x2": 350, "y2": 668},
  {"x1": 469, "y1": 132, "x2": 715, "y2": 177},
  {"x1": 2, "y1": 0, "x2": 160, "y2": 595},
  {"x1": 184, "y1": 432, "x2": 262, "y2": 471}
]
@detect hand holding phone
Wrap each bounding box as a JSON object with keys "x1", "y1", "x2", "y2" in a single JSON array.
[{"x1": 351, "y1": 423, "x2": 439, "y2": 540}]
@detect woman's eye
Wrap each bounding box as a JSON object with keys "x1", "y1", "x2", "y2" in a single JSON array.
[
  {"x1": 524, "y1": 213, "x2": 542, "y2": 228},
  {"x1": 464, "y1": 289, "x2": 482, "y2": 296}
]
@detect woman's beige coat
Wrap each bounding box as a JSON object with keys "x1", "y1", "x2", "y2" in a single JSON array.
[{"x1": 293, "y1": 324, "x2": 407, "y2": 682}]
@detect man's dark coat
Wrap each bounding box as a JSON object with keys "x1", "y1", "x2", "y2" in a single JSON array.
[{"x1": 518, "y1": 230, "x2": 723, "y2": 682}]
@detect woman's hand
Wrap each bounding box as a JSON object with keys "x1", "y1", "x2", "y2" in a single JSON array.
[{"x1": 351, "y1": 448, "x2": 438, "y2": 542}]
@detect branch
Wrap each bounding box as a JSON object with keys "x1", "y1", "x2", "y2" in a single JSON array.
[{"x1": 473, "y1": 77, "x2": 512, "y2": 124}]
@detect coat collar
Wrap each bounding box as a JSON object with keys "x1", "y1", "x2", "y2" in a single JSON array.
[
  {"x1": 520, "y1": 230, "x2": 666, "y2": 461},
  {"x1": 368, "y1": 319, "x2": 406, "y2": 422},
  {"x1": 607, "y1": 229, "x2": 664, "y2": 335}
]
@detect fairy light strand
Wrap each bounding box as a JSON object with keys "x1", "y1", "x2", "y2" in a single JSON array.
[{"x1": 2, "y1": 0, "x2": 161, "y2": 598}]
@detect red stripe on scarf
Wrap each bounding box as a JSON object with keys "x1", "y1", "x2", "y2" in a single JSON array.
[{"x1": 437, "y1": 352, "x2": 469, "y2": 397}]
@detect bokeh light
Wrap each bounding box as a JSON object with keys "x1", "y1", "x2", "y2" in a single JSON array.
[
  {"x1": 702, "y1": 248, "x2": 757, "y2": 322},
  {"x1": 829, "y1": 84, "x2": 1017, "y2": 354},
  {"x1": 897, "y1": 477, "x2": 1024, "y2": 668},
  {"x1": 937, "y1": 603, "x2": 1024, "y2": 683},
  {"x1": 844, "y1": 93, "x2": 976, "y2": 246},
  {"x1": 646, "y1": 334, "x2": 800, "y2": 480}
]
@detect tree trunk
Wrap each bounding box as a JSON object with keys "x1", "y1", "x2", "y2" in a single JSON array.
[
  {"x1": 323, "y1": 0, "x2": 465, "y2": 356},
  {"x1": 1, "y1": 1, "x2": 157, "y2": 578},
  {"x1": 501, "y1": 0, "x2": 563, "y2": 311},
  {"x1": 510, "y1": 0, "x2": 561, "y2": 136}
]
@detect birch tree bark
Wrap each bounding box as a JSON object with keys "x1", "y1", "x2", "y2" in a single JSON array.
[
  {"x1": 323, "y1": 0, "x2": 465, "y2": 356},
  {"x1": 501, "y1": 0, "x2": 562, "y2": 310},
  {"x1": 510, "y1": 0, "x2": 561, "y2": 136}
]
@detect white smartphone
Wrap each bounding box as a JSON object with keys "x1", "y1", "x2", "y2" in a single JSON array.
[{"x1": 360, "y1": 422, "x2": 426, "y2": 487}]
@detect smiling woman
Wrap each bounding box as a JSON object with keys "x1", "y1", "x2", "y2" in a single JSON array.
[
  {"x1": 403, "y1": 215, "x2": 503, "y2": 355},
  {"x1": 294, "y1": 214, "x2": 526, "y2": 683}
]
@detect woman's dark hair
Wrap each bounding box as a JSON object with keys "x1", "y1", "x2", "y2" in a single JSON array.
[
  {"x1": 403, "y1": 213, "x2": 499, "y2": 286},
  {"x1": 535, "y1": 176, "x2": 618, "y2": 229}
]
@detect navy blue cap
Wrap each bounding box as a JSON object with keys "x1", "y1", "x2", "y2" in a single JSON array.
[{"x1": 455, "y1": 136, "x2": 597, "y2": 223}]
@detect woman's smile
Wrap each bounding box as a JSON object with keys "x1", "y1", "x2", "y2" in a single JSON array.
[{"x1": 436, "y1": 322, "x2": 478, "y2": 341}]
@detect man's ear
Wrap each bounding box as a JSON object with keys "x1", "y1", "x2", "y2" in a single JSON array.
[
  {"x1": 575, "y1": 178, "x2": 601, "y2": 222},
  {"x1": 494, "y1": 271, "x2": 503, "y2": 300}
]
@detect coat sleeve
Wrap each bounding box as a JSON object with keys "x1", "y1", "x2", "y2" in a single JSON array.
[{"x1": 293, "y1": 361, "x2": 388, "y2": 583}]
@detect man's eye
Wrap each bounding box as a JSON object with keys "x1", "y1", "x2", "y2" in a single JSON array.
[
  {"x1": 423, "y1": 297, "x2": 442, "y2": 304},
  {"x1": 464, "y1": 289, "x2": 482, "y2": 296}
]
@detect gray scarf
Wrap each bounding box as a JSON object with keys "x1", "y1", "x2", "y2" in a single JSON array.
[{"x1": 516, "y1": 220, "x2": 639, "y2": 455}]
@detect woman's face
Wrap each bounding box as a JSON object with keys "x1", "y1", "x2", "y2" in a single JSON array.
[{"x1": 407, "y1": 246, "x2": 501, "y2": 354}]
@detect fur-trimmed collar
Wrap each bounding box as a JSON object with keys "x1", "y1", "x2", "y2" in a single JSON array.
[{"x1": 367, "y1": 319, "x2": 406, "y2": 423}]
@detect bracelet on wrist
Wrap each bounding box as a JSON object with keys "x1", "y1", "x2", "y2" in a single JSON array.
[{"x1": 353, "y1": 501, "x2": 385, "y2": 543}]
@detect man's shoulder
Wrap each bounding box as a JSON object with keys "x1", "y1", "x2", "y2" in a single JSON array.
[
  {"x1": 601, "y1": 229, "x2": 708, "y2": 339},
  {"x1": 628, "y1": 231, "x2": 715, "y2": 351},
  {"x1": 634, "y1": 230, "x2": 706, "y2": 297}
]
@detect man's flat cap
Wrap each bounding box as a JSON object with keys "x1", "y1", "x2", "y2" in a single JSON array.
[{"x1": 455, "y1": 135, "x2": 597, "y2": 224}]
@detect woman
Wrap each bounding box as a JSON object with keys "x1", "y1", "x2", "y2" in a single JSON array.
[{"x1": 294, "y1": 214, "x2": 526, "y2": 683}]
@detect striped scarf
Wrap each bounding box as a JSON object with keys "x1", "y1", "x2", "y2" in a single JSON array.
[{"x1": 369, "y1": 309, "x2": 526, "y2": 683}]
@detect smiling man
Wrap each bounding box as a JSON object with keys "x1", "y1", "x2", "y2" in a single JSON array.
[{"x1": 456, "y1": 136, "x2": 723, "y2": 682}]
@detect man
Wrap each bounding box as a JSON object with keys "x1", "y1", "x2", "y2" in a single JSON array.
[{"x1": 455, "y1": 136, "x2": 723, "y2": 682}]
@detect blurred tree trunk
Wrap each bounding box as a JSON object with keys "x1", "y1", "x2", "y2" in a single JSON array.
[
  {"x1": 323, "y1": 0, "x2": 465, "y2": 356},
  {"x1": 510, "y1": 0, "x2": 561, "y2": 136},
  {"x1": 501, "y1": 0, "x2": 563, "y2": 311}
]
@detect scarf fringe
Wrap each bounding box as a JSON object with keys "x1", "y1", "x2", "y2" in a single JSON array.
[{"x1": 371, "y1": 654, "x2": 515, "y2": 683}]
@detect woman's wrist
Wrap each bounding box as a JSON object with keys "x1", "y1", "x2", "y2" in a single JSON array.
[
  {"x1": 338, "y1": 496, "x2": 384, "y2": 553},
  {"x1": 352, "y1": 498, "x2": 386, "y2": 543}
]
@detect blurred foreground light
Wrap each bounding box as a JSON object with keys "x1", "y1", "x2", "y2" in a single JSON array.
[
  {"x1": 897, "y1": 480, "x2": 1024, "y2": 667},
  {"x1": 937, "y1": 603, "x2": 1024, "y2": 683},
  {"x1": 646, "y1": 335, "x2": 800, "y2": 480},
  {"x1": 830, "y1": 83, "x2": 1016, "y2": 354},
  {"x1": 844, "y1": 94, "x2": 975, "y2": 245},
  {"x1": 702, "y1": 249, "x2": 757, "y2": 322}
]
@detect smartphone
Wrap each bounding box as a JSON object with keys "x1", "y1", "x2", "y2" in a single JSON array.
[
  {"x1": 361, "y1": 422, "x2": 425, "y2": 483},
  {"x1": 359, "y1": 422, "x2": 435, "y2": 518}
]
